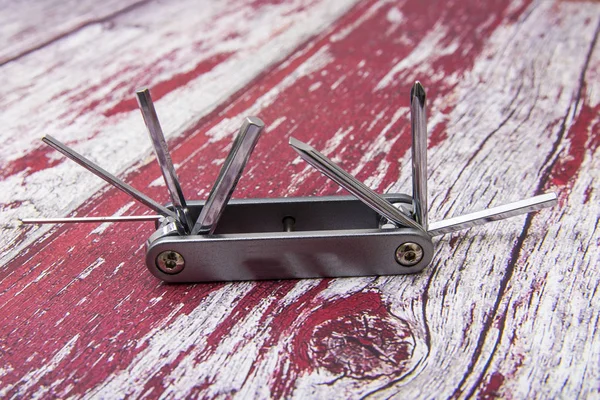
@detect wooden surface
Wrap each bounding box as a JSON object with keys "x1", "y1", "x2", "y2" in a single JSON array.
[{"x1": 1, "y1": 0, "x2": 599, "y2": 398}]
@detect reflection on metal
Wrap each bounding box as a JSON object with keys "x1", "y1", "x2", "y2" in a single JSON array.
[{"x1": 192, "y1": 117, "x2": 264, "y2": 235}]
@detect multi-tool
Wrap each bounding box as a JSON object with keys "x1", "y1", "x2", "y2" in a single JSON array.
[{"x1": 22, "y1": 83, "x2": 557, "y2": 283}]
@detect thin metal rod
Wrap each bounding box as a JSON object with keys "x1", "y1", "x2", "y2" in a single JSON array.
[
  {"x1": 42, "y1": 135, "x2": 176, "y2": 219},
  {"x1": 20, "y1": 215, "x2": 162, "y2": 224},
  {"x1": 411, "y1": 81, "x2": 428, "y2": 230},
  {"x1": 192, "y1": 117, "x2": 265, "y2": 235},
  {"x1": 428, "y1": 193, "x2": 558, "y2": 236},
  {"x1": 289, "y1": 137, "x2": 425, "y2": 231},
  {"x1": 136, "y1": 88, "x2": 192, "y2": 232},
  {"x1": 282, "y1": 216, "x2": 295, "y2": 232}
]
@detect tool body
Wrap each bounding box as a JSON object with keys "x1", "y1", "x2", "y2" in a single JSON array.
[
  {"x1": 22, "y1": 84, "x2": 557, "y2": 283},
  {"x1": 147, "y1": 195, "x2": 433, "y2": 282}
]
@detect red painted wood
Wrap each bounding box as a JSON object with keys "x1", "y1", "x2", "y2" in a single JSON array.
[{"x1": 1, "y1": 0, "x2": 599, "y2": 398}]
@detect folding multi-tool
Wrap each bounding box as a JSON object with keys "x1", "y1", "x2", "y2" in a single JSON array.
[{"x1": 22, "y1": 83, "x2": 557, "y2": 283}]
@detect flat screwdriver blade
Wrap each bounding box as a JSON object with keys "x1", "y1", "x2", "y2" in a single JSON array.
[
  {"x1": 289, "y1": 137, "x2": 424, "y2": 231},
  {"x1": 428, "y1": 193, "x2": 558, "y2": 236},
  {"x1": 136, "y1": 88, "x2": 192, "y2": 232},
  {"x1": 192, "y1": 117, "x2": 265, "y2": 235}
]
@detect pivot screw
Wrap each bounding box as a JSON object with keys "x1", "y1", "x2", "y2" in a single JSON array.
[
  {"x1": 156, "y1": 250, "x2": 185, "y2": 274},
  {"x1": 395, "y1": 242, "x2": 423, "y2": 267}
]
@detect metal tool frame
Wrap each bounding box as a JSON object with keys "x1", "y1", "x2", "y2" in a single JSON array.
[{"x1": 21, "y1": 83, "x2": 557, "y2": 283}]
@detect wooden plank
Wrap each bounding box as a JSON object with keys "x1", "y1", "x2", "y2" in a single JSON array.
[
  {"x1": 0, "y1": 0, "x2": 360, "y2": 266},
  {"x1": 1, "y1": 0, "x2": 599, "y2": 398},
  {"x1": 0, "y1": 0, "x2": 146, "y2": 65}
]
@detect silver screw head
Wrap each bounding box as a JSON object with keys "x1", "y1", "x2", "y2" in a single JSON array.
[
  {"x1": 395, "y1": 242, "x2": 424, "y2": 267},
  {"x1": 156, "y1": 250, "x2": 185, "y2": 274}
]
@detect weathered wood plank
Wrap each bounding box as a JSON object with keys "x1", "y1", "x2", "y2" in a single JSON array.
[
  {"x1": 0, "y1": 0, "x2": 360, "y2": 266},
  {"x1": 0, "y1": 0, "x2": 146, "y2": 65},
  {"x1": 0, "y1": 0, "x2": 598, "y2": 398}
]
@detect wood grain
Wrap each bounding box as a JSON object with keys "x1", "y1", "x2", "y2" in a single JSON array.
[
  {"x1": 0, "y1": 0, "x2": 359, "y2": 266},
  {"x1": 1, "y1": 0, "x2": 599, "y2": 398},
  {"x1": 0, "y1": 0, "x2": 146, "y2": 65}
]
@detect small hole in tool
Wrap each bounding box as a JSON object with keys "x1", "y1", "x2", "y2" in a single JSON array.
[{"x1": 282, "y1": 216, "x2": 296, "y2": 232}]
